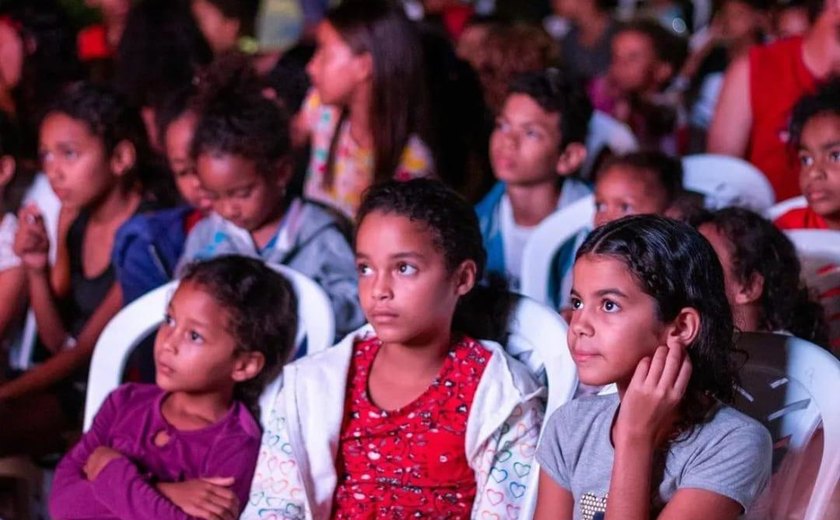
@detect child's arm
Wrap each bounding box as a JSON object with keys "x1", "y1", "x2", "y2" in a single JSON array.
[
  {"x1": 606, "y1": 345, "x2": 691, "y2": 520},
  {"x1": 533, "y1": 470, "x2": 575, "y2": 520},
  {"x1": 0, "y1": 264, "x2": 24, "y2": 340},
  {"x1": 472, "y1": 394, "x2": 544, "y2": 517},
  {"x1": 0, "y1": 282, "x2": 121, "y2": 401},
  {"x1": 50, "y1": 204, "x2": 79, "y2": 298},
  {"x1": 707, "y1": 54, "x2": 751, "y2": 158}
]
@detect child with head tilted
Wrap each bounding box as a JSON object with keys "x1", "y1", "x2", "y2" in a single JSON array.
[
  {"x1": 534, "y1": 215, "x2": 772, "y2": 520},
  {"x1": 242, "y1": 179, "x2": 545, "y2": 519},
  {"x1": 774, "y1": 78, "x2": 840, "y2": 231},
  {"x1": 49, "y1": 255, "x2": 297, "y2": 520},
  {"x1": 176, "y1": 60, "x2": 363, "y2": 338}
]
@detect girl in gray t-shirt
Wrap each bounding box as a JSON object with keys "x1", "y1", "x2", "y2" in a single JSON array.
[{"x1": 534, "y1": 215, "x2": 772, "y2": 520}]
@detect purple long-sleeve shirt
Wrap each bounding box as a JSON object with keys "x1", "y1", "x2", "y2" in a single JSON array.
[{"x1": 49, "y1": 383, "x2": 261, "y2": 520}]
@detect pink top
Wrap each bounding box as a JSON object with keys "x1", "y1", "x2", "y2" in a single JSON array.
[{"x1": 50, "y1": 383, "x2": 261, "y2": 520}]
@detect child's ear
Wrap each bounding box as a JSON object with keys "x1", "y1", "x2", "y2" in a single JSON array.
[
  {"x1": 453, "y1": 259, "x2": 477, "y2": 296},
  {"x1": 555, "y1": 143, "x2": 587, "y2": 177},
  {"x1": 0, "y1": 155, "x2": 15, "y2": 187},
  {"x1": 354, "y1": 52, "x2": 374, "y2": 83},
  {"x1": 734, "y1": 273, "x2": 764, "y2": 306},
  {"x1": 272, "y1": 157, "x2": 294, "y2": 190},
  {"x1": 664, "y1": 307, "x2": 701, "y2": 350},
  {"x1": 232, "y1": 351, "x2": 266, "y2": 383},
  {"x1": 110, "y1": 140, "x2": 137, "y2": 178}
]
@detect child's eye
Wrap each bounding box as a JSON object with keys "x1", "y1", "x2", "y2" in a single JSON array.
[
  {"x1": 188, "y1": 330, "x2": 204, "y2": 343},
  {"x1": 829, "y1": 150, "x2": 840, "y2": 163},
  {"x1": 234, "y1": 188, "x2": 252, "y2": 199},
  {"x1": 163, "y1": 313, "x2": 175, "y2": 327},
  {"x1": 356, "y1": 263, "x2": 372, "y2": 276},
  {"x1": 601, "y1": 299, "x2": 620, "y2": 313},
  {"x1": 620, "y1": 203, "x2": 632, "y2": 214},
  {"x1": 525, "y1": 128, "x2": 542, "y2": 139},
  {"x1": 799, "y1": 153, "x2": 814, "y2": 167},
  {"x1": 397, "y1": 263, "x2": 418, "y2": 275},
  {"x1": 62, "y1": 149, "x2": 78, "y2": 160},
  {"x1": 494, "y1": 119, "x2": 510, "y2": 132},
  {"x1": 594, "y1": 201, "x2": 605, "y2": 212},
  {"x1": 570, "y1": 297, "x2": 583, "y2": 310}
]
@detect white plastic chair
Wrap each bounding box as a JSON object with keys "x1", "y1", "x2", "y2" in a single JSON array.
[
  {"x1": 83, "y1": 263, "x2": 334, "y2": 431},
  {"x1": 520, "y1": 195, "x2": 594, "y2": 306},
  {"x1": 734, "y1": 332, "x2": 840, "y2": 520},
  {"x1": 784, "y1": 230, "x2": 840, "y2": 353},
  {"x1": 583, "y1": 111, "x2": 639, "y2": 179},
  {"x1": 766, "y1": 195, "x2": 808, "y2": 221},
  {"x1": 682, "y1": 154, "x2": 776, "y2": 213}
]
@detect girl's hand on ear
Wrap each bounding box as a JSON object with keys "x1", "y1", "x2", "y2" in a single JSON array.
[
  {"x1": 13, "y1": 204, "x2": 50, "y2": 272},
  {"x1": 615, "y1": 345, "x2": 692, "y2": 446}
]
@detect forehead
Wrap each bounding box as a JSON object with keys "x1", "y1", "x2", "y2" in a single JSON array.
[
  {"x1": 801, "y1": 112, "x2": 840, "y2": 144},
  {"x1": 597, "y1": 165, "x2": 663, "y2": 193},
  {"x1": 40, "y1": 112, "x2": 97, "y2": 142},
  {"x1": 573, "y1": 253, "x2": 643, "y2": 293},
  {"x1": 356, "y1": 211, "x2": 441, "y2": 255},
  {"x1": 195, "y1": 152, "x2": 262, "y2": 187},
  {"x1": 613, "y1": 30, "x2": 654, "y2": 52}
]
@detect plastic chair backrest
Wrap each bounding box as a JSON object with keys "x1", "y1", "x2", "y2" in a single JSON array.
[
  {"x1": 83, "y1": 264, "x2": 334, "y2": 431},
  {"x1": 766, "y1": 195, "x2": 807, "y2": 221},
  {"x1": 682, "y1": 154, "x2": 776, "y2": 213},
  {"x1": 583, "y1": 111, "x2": 638, "y2": 179},
  {"x1": 520, "y1": 195, "x2": 594, "y2": 306},
  {"x1": 784, "y1": 230, "x2": 840, "y2": 353},
  {"x1": 733, "y1": 332, "x2": 840, "y2": 520}
]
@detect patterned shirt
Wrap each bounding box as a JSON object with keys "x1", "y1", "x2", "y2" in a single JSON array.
[
  {"x1": 332, "y1": 336, "x2": 491, "y2": 519},
  {"x1": 302, "y1": 90, "x2": 434, "y2": 218}
]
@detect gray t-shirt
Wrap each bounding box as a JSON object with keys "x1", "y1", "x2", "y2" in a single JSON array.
[{"x1": 537, "y1": 394, "x2": 772, "y2": 520}]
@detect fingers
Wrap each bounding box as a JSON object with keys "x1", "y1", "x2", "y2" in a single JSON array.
[
  {"x1": 657, "y1": 344, "x2": 684, "y2": 391},
  {"x1": 673, "y1": 355, "x2": 693, "y2": 397},
  {"x1": 630, "y1": 355, "x2": 651, "y2": 388},
  {"x1": 644, "y1": 346, "x2": 669, "y2": 386},
  {"x1": 202, "y1": 476, "x2": 235, "y2": 487}
]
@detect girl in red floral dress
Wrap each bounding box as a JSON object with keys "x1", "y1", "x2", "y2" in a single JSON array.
[{"x1": 243, "y1": 179, "x2": 546, "y2": 519}]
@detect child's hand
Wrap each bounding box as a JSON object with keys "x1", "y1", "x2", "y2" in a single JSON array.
[
  {"x1": 13, "y1": 204, "x2": 50, "y2": 271},
  {"x1": 614, "y1": 345, "x2": 692, "y2": 446},
  {"x1": 156, "y1": 477, "x2": 239, "y2": 520},
  {"x1": 83, "y1": 446, "x2": 123, "y2": 481}
]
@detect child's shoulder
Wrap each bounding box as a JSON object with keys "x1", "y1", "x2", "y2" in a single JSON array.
[
  {"x1": 547, "y1": 393, "x2": 620, "y2": 433},
  {"x1": 103, "y1": 383, "x2": 163, "y2": 414},
  {"x1": 686, "y1": 403, "x2": 771, "y2": 449}
]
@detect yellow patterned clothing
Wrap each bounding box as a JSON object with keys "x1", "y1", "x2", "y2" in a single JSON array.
[{"x1": 301, "y1": 90, "x2": 434, "y2": 218}]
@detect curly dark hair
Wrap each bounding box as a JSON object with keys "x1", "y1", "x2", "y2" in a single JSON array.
[
  {"x1": 180, "y1": 255, "x2": 297, "y2": 420},
  {"x1": 596, "y1": 151, "x2": 684, "y2": 204},
  {"x1": 508, "y1": 68, "x2": 593, "y2": 149},
  {"x1": 45, "y1": 82, "x2": 175, "y2": 204},
  {"x1": 577, "y1": 215, "x2": 737, "y2": 431},
  {"x1": 356, "y1": 179, "x2": 514, "y2": 343},
  {"x1": 789, "y1": 77, "x2": 840, "y2": 149},
  {"x1": 191, "y1": 56, "x2": 291, "y2": 178},
  {"x1": 692, "y1": 208, "x2": 829, "y2": 346}
]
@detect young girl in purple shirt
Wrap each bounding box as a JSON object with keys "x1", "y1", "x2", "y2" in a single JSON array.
[{"x1": 50, "y1": 255, "x2": 297, "y2": 520}]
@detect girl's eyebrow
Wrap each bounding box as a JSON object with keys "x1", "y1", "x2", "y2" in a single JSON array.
[
  {"x1": 819, "y1": 140, "x2": 840, "y2": 151},
  {"x1": 595, "y1": 288, "x2": 628, "y2": 298}
]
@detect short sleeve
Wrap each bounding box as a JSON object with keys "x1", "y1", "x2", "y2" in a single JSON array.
[
  {"x1": 535, "y1": 403, "x2": 574, "y2": 490},
  {"x1": 679, "y1": 418, "x2": 773, "y2": 512},
  {"x1": 0, "y1": 213, "x2": 21, "y2": 272}
]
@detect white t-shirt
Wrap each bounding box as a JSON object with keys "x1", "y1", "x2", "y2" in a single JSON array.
[
  {"x1": 0, "y1": 212, "x2": 20, "y2": 272},
  {"x1": 499, "y1": 194, "x2": 536, "y2": 290}
]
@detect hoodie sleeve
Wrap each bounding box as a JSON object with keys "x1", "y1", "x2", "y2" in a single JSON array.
[
  {"x1": 240, "y1": 388, "x2": 309, "y2": 520},
  {"x1": 471, "y1": 394, "x2": 544, "y2": 518}
]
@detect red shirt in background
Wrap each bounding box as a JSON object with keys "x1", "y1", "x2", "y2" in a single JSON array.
[
  {"x1": 774, "y1": 207, "x2": 829, "y2": 230},
  {"x1": 748, "y1": 37, "x2": 818, "y2": 201}
]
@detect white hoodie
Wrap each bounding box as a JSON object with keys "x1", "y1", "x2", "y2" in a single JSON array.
[{"x1": 241, "y1": 326, "x2": 546, "y2": 519}]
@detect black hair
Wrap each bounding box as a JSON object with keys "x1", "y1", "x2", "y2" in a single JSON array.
[
  {"x1": 596, "y1": 151, "x2": 684, "y2": 204},
  {"x1": 0, "y1": 0, "x2": 82, "y2": 160},
  {"x1": 0, "y1": 111, "x2": 34, "y2": 213},
  {"x1": 191, "y1": 55, "x2": 291, "y2": 178},
  {"x1": 155, "y1": 84, "x2": 199, "y2": 152},
  {"x1": 114, "y1": 0, "x2": 212, "y2": 112},
  {"x1": 692, "y1": 208, "x2": 829, "y2": 346},
  {"x1": 324, "y1": 0, "x2": 428, "y2": 186},
  {"x1": 595, "y1": 0, "x2": 620, "y2": 12},
  {"x1": 262, "y1": 43, "x2": 315, "y2": 115},
  {"x1": 617, "y1": 19, "x2": 689, "y2": 80},
  {"x1": 180, "y1": 255, "x2": 297, "y2": 420},
  {"x1": 508, "y1": 68, "x2": 593, "y2": 149},
  {"x1": 577, "y1": 215, "x2": 737, "y2": 431},
  {"x1": 195, "y1": 0, "x2": 260, "y2": 37},
  {"x1": 789, "y1": 77, "x2": 840, "y2": 149},
  {"x1": 45, "y1": 82, "x2": 175, "y2": 205},
  {"x1": 356, "y1": 179, "x2": 515, "y2": 343}
]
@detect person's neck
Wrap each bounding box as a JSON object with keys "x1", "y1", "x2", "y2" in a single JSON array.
[
  {"x1": 506, "y1": 181, "x2": 562, "y2": 227},
  {"x1": 89, "y1": 187, "x2": 142, "y2": 226},
  {"x1": 576, "y1": 10, "x2": 610, "y2": 47},
  {"x1": 249, "y1": 200, "x2": 288, "y2": 250},
  {"x1": 733, "y1": 303, "x2": 762, "y2": 333},
  {"x1": 163, "y1": 389, "x2": 235, "y2": 430},
  {"x1": 378, "y1": 329, "x2": 454, "y2": 381},
  {"x1": 348, "y1": 85, "x2": 374, "y2": 149}
]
